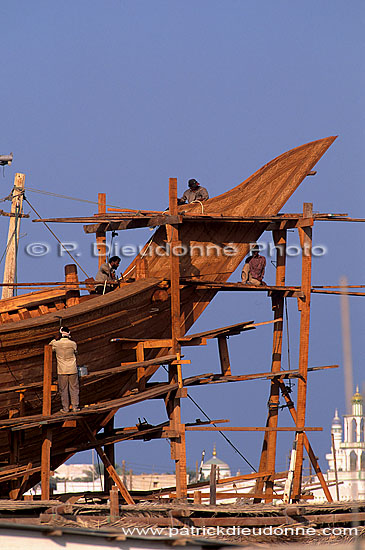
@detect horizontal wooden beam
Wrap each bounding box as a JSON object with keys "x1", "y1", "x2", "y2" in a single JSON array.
[
  {"x1": 87, "y1": 354, "x2": 178, "y2": 377},
  {"x1": 0, "y1": 466, "x2": 41, "y2": 483},
  {"x1": 83, "y1": 215, "x2": 180, "y2": 233},
  {"x1": 185, "y1": 281, "x2": 303, "y2": 297},
  {"x1": 0, "y1": 209, "x2": 29, "y2": 219},
  {"x1": 311, "y1": 289, "x2": 365, "y2": 297},
  {"x1": 173, "y1": 492, "x2": 314, "y2": 500},
  {"x1": 181, "y1": 364, "x2": 338, "y2": 388},
  {"x1": 185, "y1": 426, "x2": 322, "y2": 431},
  {"x1": 180, "y1": 318, "x2": 282, "y2": 341}
]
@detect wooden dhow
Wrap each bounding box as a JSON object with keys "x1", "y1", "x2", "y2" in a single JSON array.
[{"x1": 0, "y1": 137, "x2": 336, "y2": 497}]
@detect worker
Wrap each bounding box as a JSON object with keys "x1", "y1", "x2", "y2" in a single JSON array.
[
  {"x1": 178, "y1": 179, "x2": 209, "y2": 205},
  {"x1": 50, "y1": 326, "x2": 79, "y2": 413},
  {"x1": 95, "y1": 255, "x2": 121, "y2": 294},
  {"x1": 241, "y1": 244, "x2": 267, "y2": 286}
]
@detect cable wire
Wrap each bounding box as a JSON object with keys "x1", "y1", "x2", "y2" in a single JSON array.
[
  {"x1": 24, "y1": 197, "x2": 90, "y2": 278},
  {"x1": 186, "y1": 392, "x2": 257, "y2": 472},
  {"x1": 161, "y1": 365, "x2": 256, "y2": 471},
  {"x1": 24, "y1": 186, "x2": 124, "y2": 209}
]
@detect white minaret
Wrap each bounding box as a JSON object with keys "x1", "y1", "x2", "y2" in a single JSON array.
[
  {"x1": 331, "y1": 409, "x2": 342, "y2": 449},
  {"x1": 325, "y1": 387, "x2": 365, "y2": 501}
]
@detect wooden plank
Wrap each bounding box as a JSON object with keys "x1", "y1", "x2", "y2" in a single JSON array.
[
  {"x1": 0, "y1": 466, "x2": 41, "y2": 483},
  {"x1": 179, "y1": 320, "x2": 254, "y2": 340},
  {"x1": 111, "y1": 338, "x2": 174, "y2": 348},
  {"x1": 145, "y1": 471, "x2": 281, "y2": 498},
  {"x1": 83, "y1": 215, "x2": 181, "y2": 233},
  {"x1": 217, "y1": 336, "x2": 231, "y2": 375},
  {"x1": 185, "y1": 281, "x2": 303, "y2": 296}
]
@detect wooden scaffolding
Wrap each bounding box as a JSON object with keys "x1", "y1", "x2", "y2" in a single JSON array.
[{"x1": 1, "y1": 177, "x2": 364, "y2": 505}]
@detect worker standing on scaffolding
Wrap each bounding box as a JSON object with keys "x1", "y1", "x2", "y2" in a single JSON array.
[
  {"x1": 95, "y1": 255, "x2": 121, "y2": 294},
  {"x1": 178, "y1": 179, "x2": 209, "y2": 205},
  {"x1": 50, "y1": 326, "x2": 79, "y2": 413}
]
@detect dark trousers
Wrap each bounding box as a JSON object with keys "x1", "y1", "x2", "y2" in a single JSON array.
[{"x1": 58, "y1": 374, "x2": 79, "y2": 410}]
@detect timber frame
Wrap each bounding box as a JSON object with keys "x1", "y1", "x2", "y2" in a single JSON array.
[{"x1": 1, "y1": 179, "x2": 364, "y2": 505}]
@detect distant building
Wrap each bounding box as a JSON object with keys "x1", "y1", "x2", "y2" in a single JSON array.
[
  {"x1": 201, "y1": 444, "x2": 231, "y2": 480},
  {"x1": 28, "y1": 463, "x2": 179, "y2": 495},
  {"x1": 324, "y1": 387, "x2": 365, "y2": 500}
]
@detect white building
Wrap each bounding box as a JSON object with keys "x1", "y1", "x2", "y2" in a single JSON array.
[
  {"x1": 324, "y1": 387, "x2": 365, "y2": 500},
  {"x1": 200, "y1": 445, "x2": 232, "y2": 480}
]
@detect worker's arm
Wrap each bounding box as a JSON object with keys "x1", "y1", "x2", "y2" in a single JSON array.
[
  {"x1": 178, "y1": 191, "x2": 188, "y2": 205},
  {"x1": 198, "y1": 187, "x2": 209, "y2": 201}
]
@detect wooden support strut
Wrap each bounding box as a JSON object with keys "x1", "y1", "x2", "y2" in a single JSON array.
[
  {"x1": 41, "y1": 345, "x2": 53, "y2": 501},
  {"x1": 80, "y1": 420, "x2": 134, "y2": 504},
  {"x1": 104, "y1": 417, "x2": 115, "y2": 493},
  {"x1": 65, "y1": 264, "x2": 80, "y2": 307},
  {"x1": 292, "y1": 203, "x2": 313, "y2": 501},
  {"x1": 217, "y1": 336, "x2": 232, "y2": 376},
  {"x1": 278, "y1": 380, "x2": 332, "y2": 501},
  {"x1": 255, "y1": 228, "x2": 287, "y2": 502},
  {"x1": 167, "y1": 177, "x2": 187, "y2": 499}
]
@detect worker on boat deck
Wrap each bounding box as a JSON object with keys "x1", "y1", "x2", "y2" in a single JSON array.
[
  {"x1": 178, "y1": 179, "x2": 209, "y2": 205},
  {"x1": 49, "y1": 326, "x2": 79, "y2": 413},
  {"x1": 95, "y1": 255, "x2": 121, "y2": 294},
  {"x1": 241, "y1": 244, "x2": 267, "y2": 286}
]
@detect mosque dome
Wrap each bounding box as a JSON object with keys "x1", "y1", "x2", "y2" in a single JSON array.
[
  {"x1": 201, "y1": 444, "x2": 231, "y2": 479},
  {"x1": 332, "y1": 409, "x2": 342, "y2": 426},
  {"x1": 352, "y1": 388, "x2": 363, "y2": 404}
]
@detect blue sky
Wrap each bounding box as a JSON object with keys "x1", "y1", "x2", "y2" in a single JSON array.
[{"x1": 0, "y1": 1, "x2": 364, "y2": 478}]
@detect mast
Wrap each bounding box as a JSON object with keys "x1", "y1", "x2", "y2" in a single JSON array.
[{"x1": 1, "y1": 173, "x2": 25, "y2": 300}]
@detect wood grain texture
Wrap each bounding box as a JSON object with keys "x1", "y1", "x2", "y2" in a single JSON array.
[{"x1": 0, "y1": 137, "x2": 336, "y2": 496}]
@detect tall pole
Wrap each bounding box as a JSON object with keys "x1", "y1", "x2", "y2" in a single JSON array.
[
  {"x1": 255, "y1": 229, "x2": 286, "y2": 502},
  {"x1": 2, "y1": 173, "x2": 25, "y2": 300},
  {"x1": 340, "y1": 275, "x2": 354, "y2": 414},
  {"x1": 292, "y1": 203, "x2": 313, "y2": 501},
  {"x1": 96, "y1": 193, "x2": 107, "y2": 268},
  {"x1": 166, "y1": 177, "x2": 187, "y2": 499},
  {"x1": 41, "y1": 345, "x2": 53, "y2": 500}
]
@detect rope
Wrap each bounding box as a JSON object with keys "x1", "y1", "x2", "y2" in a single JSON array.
[
  {"x1": 0, "y1": 229, "x2": 16, "y2": 265},
  {"x1": 161, "y1": 366, "x2": 256, "y2": 472},
  {"x1": 24, "y1": 186, "x2": 124, "y2": 209},
  {"x1": 24, "y1": 197, "x2": 90, "y2": 278},
  {"x1": 191, "y1": 199, "x2": 204, "y2": 214},
  {"x1": 186, "y1": 392, "x2": 257, "y2": 472}
]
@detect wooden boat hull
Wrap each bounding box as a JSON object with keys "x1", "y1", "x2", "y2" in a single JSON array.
[{"x1": 0, "y1": 137, "x2": 336, "y2": 496}]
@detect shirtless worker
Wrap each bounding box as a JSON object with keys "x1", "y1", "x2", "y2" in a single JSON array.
[
  {"x1": 241, "y1": 244, "x2": 267, "y2": 286},
  {"x1": 50, "y1": 326, "x2": 79, "y2": 413}
]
